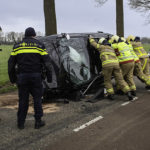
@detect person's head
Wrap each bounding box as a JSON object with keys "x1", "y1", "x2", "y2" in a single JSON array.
[
  {"x1": 98, "y1": 37, "x2": 111, "y2": 46},
  {"x1": 111, "y1": 35, "x2": 119, "y2": 44},
  {"x1": 25, "y1": 27, "x2": 36, "y2": 37},
  {"x1": 134, "y1": 36, "x2": 140, "y2": 42},
  {"x1": 121, "y1": 37, "x2": 126, "y2": 42},
  {"x1": 126, "y1": 35, "x2": 135, "y2": 43}
]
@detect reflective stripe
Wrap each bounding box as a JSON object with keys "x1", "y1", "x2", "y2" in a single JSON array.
[
  {"x1": 13, "y1": 47, "x2": 46, "y2": 52},
  {"x1": 142, "y1": 58, "x2": 148, "y2": 71},
  {"x1": 146, "y1": 80, "x2": 150, "y2": 86},
  {"x1": 90, "y1": 39, "x2": 95, "y2": 43},
  {"x1": 130, "y1": 85, "x2": 136, "y2": 91},
  {"x1": 11, "y1": 49, "x2": 48, "y2": 56},
  {"x1": 122, "y1": 86, "x2": 130, "y2": 93},
  {"x1": 107, "y1": 88, "x2": 114, "y2": 94},
  {"x1": 102, "y1": 60, "x2": 118, "y2": 66},
  {"x1": 100, "y1": 52, "x2": 116, "y2": 57},
  {"x1": 134, "y1": 47, "x2": 148, "y2": 57}
]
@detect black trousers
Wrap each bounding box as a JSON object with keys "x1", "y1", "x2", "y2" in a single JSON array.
[{"x1": 17, "y1": 73, "x2": 43, "y2": 124}]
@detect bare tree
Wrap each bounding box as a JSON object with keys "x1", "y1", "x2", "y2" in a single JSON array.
[
  {"x1": 128, "y1": 0, "x2": 150, "y2": 23},
  {"x1": 128, "y1": 0, "x2": 150, "y2": 11},
  {"x1": 95, "y1": 0, "x2": 124, "y2": 36},
  {"x1": 44, "y1": 0, "x2": 57, "y2": 36}
]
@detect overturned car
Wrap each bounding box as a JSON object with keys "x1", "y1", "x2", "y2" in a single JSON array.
[{"x1": 38, "y1": 32, "x2": 111, "y2": 102}]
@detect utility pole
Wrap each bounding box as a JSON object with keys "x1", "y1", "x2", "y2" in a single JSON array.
[{"x1": 0, "y1": 26, "x2": 2, "y2": 51}]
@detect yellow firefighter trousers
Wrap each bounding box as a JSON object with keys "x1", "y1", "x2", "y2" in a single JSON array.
[
  {"x1": 134, "y1": 62, "x2": 150, "y2": 86},
  {"x1": 140, "y1": 58, "x2": 150, "y2": 78},
  {"x1": 102, "y1": 65, "x2": 130, "y2": 95},
  {"x1": 120, "y1": 62, "x2": 136, "y2": 91}
]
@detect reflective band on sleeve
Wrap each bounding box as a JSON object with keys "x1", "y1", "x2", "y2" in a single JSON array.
[
  {"x1": 13, "y1": 47, "x2": 46, "y2": 52},
  {"x1": 90, "y1": 39, "x2": 95, "y2": 43},
  {"x1": 142, "y1": 58, "x2": 148, "y2": 71},
  {"x1": 97, "y1": 44, "x2": 100, "y2": 49}
]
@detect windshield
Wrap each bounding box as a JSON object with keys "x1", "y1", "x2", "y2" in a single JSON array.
[{"x1": 58, "y1": 37, "x2": 91, "y2": 86}]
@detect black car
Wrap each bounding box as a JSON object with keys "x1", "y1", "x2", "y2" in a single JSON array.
[{"x1": 37, "y1": 32, "x2": 111, "y2": 102}]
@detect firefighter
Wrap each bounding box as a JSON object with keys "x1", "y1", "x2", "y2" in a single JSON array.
[
  {"x1": 121, "y1": 37, "x2": 150, "y2": 89},
  {"x1": 89, "y1": 36, "x2": 133, "y2": 101},
  {"x1": 127, "y1": 35, "x2": 150, "y2": 78},
  {"x1": 8, "y1": 27, "x2": 52, "y2": 129},
  {"x1": 111, "y1": 35, "x2": 137, "y2": 97}
]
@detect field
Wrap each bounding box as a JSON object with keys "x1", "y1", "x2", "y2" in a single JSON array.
[
  {"x1": 0, "y1": 45, "x2": 17, "y2": 93},
  {"x1": 143, "y1": 44, "x2": 150, "y2": 52}
]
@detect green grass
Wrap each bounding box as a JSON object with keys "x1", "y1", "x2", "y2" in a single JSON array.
[
  {"x1": 0, "y1": 45, "x2": 12, "y2": 84},
  {"x1": 143, "y1": 44, "x2": 150, "y2": 52},
  {"x1": 0, "y1": 45, "x2": 17, "y2": 93}
]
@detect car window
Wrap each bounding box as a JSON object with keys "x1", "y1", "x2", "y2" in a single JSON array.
[{"x1": 58, "y1": 38, "x2": 91, "y2": 86}]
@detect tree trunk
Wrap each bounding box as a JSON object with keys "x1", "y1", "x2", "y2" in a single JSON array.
[
  {"x1": 44, "y1": 0, "x2": 57, "y2": 36},
  {"x1": 116, "y1": 0, "x2": 124, "y2": 37}
]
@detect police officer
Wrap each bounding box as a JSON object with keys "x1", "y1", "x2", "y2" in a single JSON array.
[
  {"x1": 111, "y1": 35, "x2": 136, "y2": 97},
  {"x1": 89, "y1": 36, "x2": 133, "y2": 100},
  {"x1": 8, "y1": 27, "x2": 52, "y2": 129}
]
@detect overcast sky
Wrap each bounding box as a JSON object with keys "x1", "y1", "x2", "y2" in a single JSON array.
[{"x1": 1, "y1": 0, "x2": 150, "y2": 37}]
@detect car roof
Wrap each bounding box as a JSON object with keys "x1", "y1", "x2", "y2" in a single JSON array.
[{"x1": 37, "y1": 32, "x2": 112, "y2": 41}]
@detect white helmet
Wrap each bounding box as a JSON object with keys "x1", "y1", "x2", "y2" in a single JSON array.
[
  {"x1": 98, "y1": 37, "x2": 106, "y2": 44},
  {"x1": 111, "y1": 35, "x2": 119, "y2": 43}
]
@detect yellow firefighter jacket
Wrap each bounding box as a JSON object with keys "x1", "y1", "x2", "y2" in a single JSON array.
[
  {"x1": 128, "y1": 43, "x2": 140, "y2": 63},
  {"x1": 112, "y1": 42, "x2": 134, "y2": 64},
  {"x1": 131, "y1": 41, "x2": 148, "y2": 58},
  {"x1": 89, "y1": 38, "x2": 119, "y2": 67}
]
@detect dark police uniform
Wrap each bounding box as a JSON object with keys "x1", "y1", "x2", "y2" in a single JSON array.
[{"x1": 8, "y1": 28, "x2": 52, "y2": 129}]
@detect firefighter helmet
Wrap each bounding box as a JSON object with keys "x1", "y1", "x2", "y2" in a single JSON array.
[
  {"x1": 98, "y1": 37, "x2": 106, "y2": 44},
  {"x1": 127, "y1": 35, "x2": 135, "y2": 42},
  {"x1": 111, "y1": 35, "x2": 119, "y2": 43}
]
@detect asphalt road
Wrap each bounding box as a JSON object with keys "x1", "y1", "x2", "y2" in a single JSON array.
[
  {"x1": 46, "y1": 90, "x2": 150, "y2": 150},
  {"x1": 0, "y1": 78, "x2": 150, "y2": 150}
]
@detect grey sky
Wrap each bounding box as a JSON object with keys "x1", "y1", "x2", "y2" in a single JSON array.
[{"x1": 1, "y1": 0, "x2": 150, "y2": 37}]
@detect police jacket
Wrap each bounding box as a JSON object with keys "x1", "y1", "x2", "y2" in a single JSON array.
[
  {"x1": 89, "y1": 38, "x2": 119, "y2": 67},
  {"x1": 8, "y1": 37, "x2": 52, "y2": 83}
]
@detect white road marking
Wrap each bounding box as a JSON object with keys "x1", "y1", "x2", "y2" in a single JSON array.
[
  {"x1": 121, "y1": 101, "x2": 130, "y2": 106},
  {"x1": 73, "y1": 116, "x2": 103, "y2": 132}
]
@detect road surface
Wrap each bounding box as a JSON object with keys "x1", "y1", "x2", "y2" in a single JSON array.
[{"x1": 0, "y1": 78, "x2": 150, "y2": 150}]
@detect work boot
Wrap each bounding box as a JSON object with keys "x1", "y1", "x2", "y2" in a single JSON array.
[
  {"x1": 35, "y1": 120, "x2": 45, "y2": 129},
  {"x1": 145, "y1": 85, "x2": 150, "y2": 89},
  {"x1": 116, "y1": 90, "x2": 124, "y2": 95},
  {"x1": 17, "y1": 123, "x2": 24, "y2": 130},
  {"x1": 131, "y1": 91, "x2": 136, "y2": 96},
  {"x1": 107, "y1": 94, "x2": 115, "y2": 100},
  {"x1": 126, "y1": 91, "x2": 133, "y2": 101}
]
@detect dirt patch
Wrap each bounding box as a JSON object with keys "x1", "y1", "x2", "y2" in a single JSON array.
[{"x1": 0, "y1": 91, "x2": 60, "y2": 113}]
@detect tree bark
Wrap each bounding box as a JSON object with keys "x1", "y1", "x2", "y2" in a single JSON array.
[
  {"x1": 44, "y1": 0, "x2": 57, "y2": 36},
  {"x1": 116, "y1": 0, "x2": 124, "y2": 37}
]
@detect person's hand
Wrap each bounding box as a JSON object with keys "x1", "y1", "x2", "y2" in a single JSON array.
[{"x1": 89, "y1": 35, "x2": 93, "y2": 39}]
